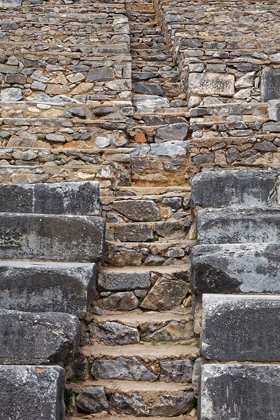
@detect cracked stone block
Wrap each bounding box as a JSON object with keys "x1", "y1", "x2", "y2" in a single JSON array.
[
  {"x1": 262, "y1": 67, "x2": 280, "y2": 102},
  {"x1": 0, "y1": 365, "x2": 65, "y2": 420},
  {"x1": 102, "y1": 292, "x2": 139, "y2": 311},
  {"x1": 191, "y1": 243, "x2": 280, "y2": 294},
  {"x1": 98, "y1": 271, "x2": 151, "y2": 291},
  {"x1": 188, "y1": 73, "x2": 235, "y2": 97},
  {"x1": 0, "y1": 310, "x2": 80, "y2": 365},
  {"x1": 0, "y1": 214, "x2": 105, "y2": 262},
  {"x1": 0, "y1": 261, "x2": 97, "y2": 318},
  {"x1": 197, "y1": 208, "x2": 280, "y2": 244},
  {"x1": 76, "y1": 386, "x2": 109, "y2": 414},
  {"x1": 202, "y1": 294, "x2": 280, "y2": 361},
  {"x1": 191, "y1": 170, "x2": 277, "y2": 208},
  {"x1": 90, "y1": 321, "x2": 140, "y2": 345},
  {"x1": 113, "y1": 225, "x2": 154, "y2": 242},
  {"x1": 201, "y1": 364, "x2": 280, "y2": 420},
  {"x1": 91, "y1": 357, "x2": 157, "y2": 381},
  {"x1": 0, "y1": 182, "x2": 100, "y2": 215},
  {"x1": 112, "y1": 200, "x2": 160, "y2": 222},
  {"x1": 160, "y1": 360, "x2": 193, "y2": 383}
]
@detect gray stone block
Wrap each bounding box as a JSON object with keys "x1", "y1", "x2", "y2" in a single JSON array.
[
  {"x1": 0, "y1": 365, "x2": 65, "y2": 420},
  {"x1": 188, "y1": 73, "x2": 234, "y2": 97},
  {"x1": 191, "y1": 170, "x2": 277, "y2": 208},
  {"x1": 262, "y1": 67, "x2": 280, "y2": 102},
  {"x1": 0, "y1": 213, "x2": 105, "y2": 261},
  {"x1": 191, "y1": 243, "x2": 280, "y2": 293},
  {"x1": 0, "y1": 261, "x2": 97, "y2": 318},
  {"x1": 160, "y1": 360, "x2": 193, "y2": 383},
  {"x1": 201, "y1": 364, "x2": 280, "y2": 420},
  {"x1": 0, "y1": 182, "x2": 100, "y2": 216},
  {"x1": 202, "y1": 294, "x2": 280, "y2": 361},
  {"x1": 98, "y1": 271, "x2": 151, "y2": 291},
  {"x1": 0, "y1": 310, "x2": 80, "y2": 365},
  {"x1": 197, "y1": 208, "x2": 280, "y2": 244},
  {"x1": 76, "y1": 386, "x2": 109, "y2": 414},
  {"x1": 91, "y1": 357, "x2": 157, "y2": 381},
  {"x1": 112, "y1": 200, "x2": 160, "y2": 222},
  {"x1": 90, "y1": 321, "x2": 139, "y2": 345},
  {"x1": 0, "y1": 0, "x2": 22, "y2": 6}
]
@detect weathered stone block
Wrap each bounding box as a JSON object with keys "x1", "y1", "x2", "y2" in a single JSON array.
[
  {"x1": 197, "y1": 208, "x2": 280, "y2": 244},
  {"x1": 102, "y1": 292, "x2": 139, "y2": 311},
  {"x1": 90, "y1": 321, "x2": 140, "y2": 345},
  {"x1": 0, "y1": 261, "x2": 97, "y2": 318},
  {"x1": 262, "y1": 67, "x2": 280, "y2": 102},
  {"x1": 114, "y1": 224, "x2": 153, "y2": 242},
  {"x1": 98, "y1": 271, "x2": 151, "y2": 291},
  {"x1": 0, "y1": 365, "x2": 65, "y2": 420},
  {"x1": 201, "y1": 364, "x2": 280, "y2": 420},
  {"x1": 0, "y1": 214, "x2": 105, "y2": 261},
  {"x1": 76, "y1": 386, "x2": 109, "y2": 414},
  {"x1": 0, "y1": 310, "x2": 80, "y2": 364},
  {"x1": 188, "y1": 73, "x2": 235, "y2": 97},
  {"x1": 160, "y1": 360, "x2": 193, "y2": 383},
  {"x1": 191, "y1": 243, "x2": 280, "y2": 293},
  {"x1": 91, "y1": 357, "x2": 157, "y2": 381},
  {"x1": 202, "y1": 294, "x2": 280, "y2": 361},
  {"x1": 192, "y1": 170, "x2": 277, "y2": 208},
  {"x1": 112, "y1": 200, "x2": 160, "y2": 222},
  {"x1": 0, "y1": 182, "x2": 100, "y2": 215}
]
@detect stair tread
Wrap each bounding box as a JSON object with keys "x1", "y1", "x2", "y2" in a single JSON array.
[
  {"x1": 81, "y1": 342, "x2": 199, "y2": 360},
  {"x1": 107, "y1": 239, "x2": 196, "y2": 247},
  {"x1": 68, "y1": 414, "x2": 195, "y2": 419},
  {"x1": 99, "y1": 263, "x2": 190, "y2": 274},
  {"x1": 93, "y1": 310, "x2": 192, "y2": 326}
]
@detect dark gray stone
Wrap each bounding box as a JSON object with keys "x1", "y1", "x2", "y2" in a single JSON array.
[
  {"x1": 90, "y1": 321, "x2": 140, "y2": 345},
  {"x1": 201, "y1": 364, "x2": 280, "y2": 420},
  {"x1": 155, "y1": 123, "x2": 188, "y2": 142},
  {"x1": 76, "y1": 386, "x2": 109, "y2": 414},
  {"x1": 0, "y1": 310, "x2": 80, "y2": 364},
  {"x1": 0, "y1": 213, "x2": 105, "y2": 262},
  {"x1": 0, "y1": 365, "x2": 65, "y2": 420},
  {"x1": 134, "y1": 82, "x2": 163, "y2": 96},
  {"x1": 0, "y1": 261, "x2": 96, "y2": 318},
  {"x1": 0, "y1": 182, "x2": 101, "y2": 215},
  {"x1": 254, "y1": 140, "x2": 278, "y2": 152},
  {"x1": 190, "y1": 108, "x2": 212, "y2": 117},
  {"x1": 262, "y1": 67, "x2": 280, "y2": 102},
  {"x1": 192, "y1": 170, "x2": 277, "y2": 208},
  {"x1": 98, "y1": 271, "x2": 151, "y2": 291},
  {"x1": 112, "y1": 200, "x2": 160, "y2": 222},
  {"x1": 225, "y1": 147, "x2": 240, "y2": 164},
  {"x1": 91, "y1": 357, "x2": 157, "y2": 381},
  {"x1": 192, "y1": 153, "x2": 214, "y2": 166},
  {"x1": 102, "y1": 292, "x2": 139, "y2": 311},
  {"x1": 160, "y1": 360, "x2": 193, "y2": 383},
  {"x1": 155, "y1": 221, "x2": 181, "y2": 237},
  {"x1": 263, "y1": 122, "x2": 280, "y2": 132},
  {"x1": 191, "y1": 243, "x2": 280, "y2": 294},
  {"x1": 202, "y1": 294, "x2": 280, "y2": 361},
  {"x1": 197, "y1": 208, "x2": 280, "y2": 244},
  {"x1": 114, "y1": 225, "x2": 153, "y2": 242},
  {"x1": 88, "y1": 68, "x2": 114, "y2": 82},
  {"x1": 162, "y1": 197, "x2": 183, "y2": 210}
]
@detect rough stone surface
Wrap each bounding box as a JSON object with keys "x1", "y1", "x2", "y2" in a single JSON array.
[
  {"x1": 0, "y1": 310, "x2": 80, "y2": 364},
  {"x1": 0, "y1": 182, "x2": 100, "y2": 216},
  {"x1": 112, "y1": 200, "x2": 160, "y2": 222},
  {"x1": 91, "y1": 357, "x2": 157, "y2": 381},
  {"x1": 201, "y1": 364, "x2": 280, "y2": 420},
  {"x1": 102, "y1": 292, "x2": 139, "y2": 311},
  {"x1": 76, "y1": 386, "x2": 109, "y2": 414},
  {"x1": 197, "y1": 208, "x2": 280, "y2": 244},
  {"x1": 90, "y1": 321, "x2": 140, "y2": 345},
  {"x1": 202, "y1": 294, "x2": 280, "y2": 361},
  {"x1": 155, "y1": 123, "x2": 188, "y2": 142},
  {"x1": 98, "y1": 271, "x2": 151, "y2": 291},
  {"x1": 262, "y1": 67, "x2": 280, "y2": 102},
  {"x1": 191, "y1": 170, "x2": 277, "y2": 208},
  {"x1": 145, "y1": 321, "x2": 193, "y2": 342},
  {"x1": 188, "y1": 73, "x2": 235, "y2": 96},
  {"x1": 114, "y1": 225, "x2": 154, "y2": 242},
  {"x1": 191, "y1": 243, "x2": 280, "y2": 294},
  {"x1": 0, "y1": 365, "x2": 65, "y2": 420},
  {"x1": 0, "y1": 261, "x2": 96, "y2": 318},
  {"x1": 0, "y1": 213, "x2": 105, "y2": 262},
  {"x1": 160, "y1": 360, "x2": 193, "y2": 383}
]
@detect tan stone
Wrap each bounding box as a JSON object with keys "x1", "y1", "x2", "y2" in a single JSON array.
[
  {"x1": 50, "y1": 75, "x2": 68, "y2": 85},
  {"x1": 46, "y1": 84, "x2": 70, "y2": 95},
  {"x1": 135, "y1": 132, "x2": 147, "y2": 143},
  {"x1": 71, "y1": 83, "x2": 94, "y2": 95},
  {"x1": 188, "y1": 73, "x2": 235, "y2": 97}
]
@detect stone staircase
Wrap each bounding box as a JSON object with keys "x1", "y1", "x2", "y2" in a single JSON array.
[{"x1": 191, "y1": 169, "x2": 280, "y2": 419}]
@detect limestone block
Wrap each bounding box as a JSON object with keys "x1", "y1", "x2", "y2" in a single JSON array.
[
  {"x1": 76, "y1": 386, "x2": 109, "y2": 414},
  {"x1": 202, "y1": 294, "x2": 280, "y2": 361},
  {"x1": 98, "y1": 271, "x2": 151, "y2": 291},
  {"x1": 0, "y1": 310, "x2": 80, "y2": 364},
  {"x1": 262, "y1": 67, "x2": 280, "y2": 102},
  {"x1": 188, "y1": 73, "x2": 235, "y2": 97},
  {"x1": 0, "y1": 365, "x2": 65, "y2": 420},
  {"x1": 112, "y1": 200, "x2": 160, "y2": 222},
  {"x1": 0, "y1": 213, "x2": 105, "y2": 261},
  {"x1": 90, "y1": 321, "x2": 140, "y2": 345},
  {"x1": 201, "y1": 364, "x2": 280, "y2": 420},
  {"x1": 197, "y1": 208, "x2": 280, "y2": 244},
  {"x1": 0, "y1": 261, "x2": 97, "y2": 318},
  {"x1": 0, "y1": 182, "x2": 101, "y2": 215},
  {"x1": 91, "y1": 357, "x2": 157, "y2": 381},
  {"x1": 160, "y1": 360, "x2": 193, "y2": 383},
  {"x1": 191, "y1": 170, "x2": 277, "y2": 208}
]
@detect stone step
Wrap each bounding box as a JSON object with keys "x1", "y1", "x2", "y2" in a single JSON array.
[
  {"x1": 97, "y1": 264, "x2": 190, "y2": 312},
  {"x1": 0, "y1": 213, "x2": 105, "y2": 262},
  {"x1": 197, "y1": 208, "x2": 280, "y2": 245},
  {"x1": 0, "y1": 365, "x2": 65, "y2": 420},
  {"x1": 90, "y1": 311, "x2": 194, "y2": 345},
  {"x1": 0, "y1": 310, "x2": 79, "y2": 365},
  {"x1": 0, "y1": 260, "x2": 96, "y2": 318},
  {"x1": 0, "y1": 181, "x2": 101, "y2": 215},
  {"x1": 191, "y1": 243, "x2": 280, "y2": 294},
  {"x1": 68, "y1": 380, "x2": 194, "y2": 417},
  {"x1": 202, "y1": 294, "x2": 280, "y2": 362},
  {"x1": 105, "y1": 239, "x2": 194, "y2": 267},
  {"x1": 191, "y1": 170, "x2": 279, "y2": 209},
  {"x1": 201, "y1": 364, "x2": 280, "y2": 420},
  {"x1": 68, "y1": 416, "x2": 195, "y2": 420}
]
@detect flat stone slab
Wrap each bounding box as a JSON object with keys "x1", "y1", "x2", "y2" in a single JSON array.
[
  {"x1": 201, "y1": 364, "x2": 280, "y2": 420},
  {"x1": 0, "y1": 182, "x2": 100, "y2": 215},
  {"x1": 0, "y1": 261, "x2": 96, "y2": 318},
  {"x1": 188, "y1": 73, "x2": 235, "y2": 97},
  {"x1": 0, "y1": 0, "x2": 22, "y2": 6},
  {"x1": 191, "y1": 243, "x2": 280, "y2": 293},
  {"x1": 0, "y1": 365, "x2": 65, "y2": 420},
  {"x1": 0, "y1": 310, "x2": 80, "y2": 365},
  {"x1": 202, "y1": 294, "x2": 280, "y2": 361},
  {"x1": 0, "y1": 213, "x2": 105, "y2": 261},
  {"x1": 197, "y1": 208, "x2": 280, "y2": 244},
  {"x1": 262, "y1": 67, "x2": 280, "y2": 102},
  {"x1": 191, "y1": 170, "x2": 277, "y2": 208}
]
